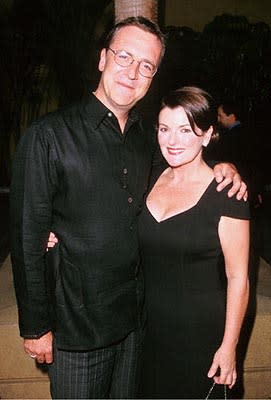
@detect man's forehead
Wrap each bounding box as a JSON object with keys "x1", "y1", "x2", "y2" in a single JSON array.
[
  {"x1": 111, "y1": 25, "x2": 159, "y2": 45},
  {"x1": 218, "y1": 107, "x2": 226, "y2": 115},
  {"x1": 110, "y1": 25, "x2": 162, "y2": 60}
]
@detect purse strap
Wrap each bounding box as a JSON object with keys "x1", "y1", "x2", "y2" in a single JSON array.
[{"x1": 205, "y1": 382, "x2": 227, "y2": 400}]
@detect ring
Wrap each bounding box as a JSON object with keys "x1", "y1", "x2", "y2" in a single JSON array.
[{"x1": 30, "y1": 354, "x2": 37, "y2": 359}]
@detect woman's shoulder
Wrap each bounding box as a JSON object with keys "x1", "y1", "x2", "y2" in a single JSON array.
[{"x1": 209, "y1": 182, "x2": 250, "y2": 220}]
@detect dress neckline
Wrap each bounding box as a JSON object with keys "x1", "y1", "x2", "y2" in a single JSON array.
[{"x1": 146, "y1": 177, "x2": 216, "y2": 223}]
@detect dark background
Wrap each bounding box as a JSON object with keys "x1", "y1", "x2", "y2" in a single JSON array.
[{"x1": 1, "y1": 0, "x2": 271, "y2": 261}]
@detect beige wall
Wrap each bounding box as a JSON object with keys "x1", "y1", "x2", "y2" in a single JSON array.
[{"x1": 165, "y1": 0, "x2": 271, "y2": 31}]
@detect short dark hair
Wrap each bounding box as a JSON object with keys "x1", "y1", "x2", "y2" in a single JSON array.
[
  {"x1": 220, "y1": 101, "x2": 242, "y2": 120},
  {"x1": 103, "y1": 16, "x2": 165, "y2": 64},
  {"x1": 160, "y1": 86, "x2": 217, "y2": 138}
]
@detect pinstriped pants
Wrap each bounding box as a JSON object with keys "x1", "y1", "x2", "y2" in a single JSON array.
[{"x1": 48, "y1": 330, "x2": 142, "y2": 399}]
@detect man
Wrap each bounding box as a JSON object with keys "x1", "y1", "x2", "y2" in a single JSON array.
[
  {"x1": 216, "y1": 101, "x2": 248, "y2": 167},
  {"x1": 217, "y1": 101, "x2": 242, "y2": 131},
  {"x1": 10, "y1": 17, "x2": 246, "y2": 399},
  {"x1": 215, "y1": 100, "x2": 262, "y2": 204}
]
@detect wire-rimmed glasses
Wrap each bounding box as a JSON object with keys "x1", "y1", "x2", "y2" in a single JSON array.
[{"x1": 108, "y1": 48, "x2": 157, "y2": 78}]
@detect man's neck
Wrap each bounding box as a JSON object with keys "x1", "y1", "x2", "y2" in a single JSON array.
[{"x1": 92, "y1": 91, "x2": 129, "y2": 134}]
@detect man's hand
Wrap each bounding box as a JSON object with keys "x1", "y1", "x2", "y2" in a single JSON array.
[
  {"x1": 24, "y1": 331, "x2": 53, "y2": 364},
  {"x1": 213, "y1": 162, "x2": 248, "y2": 200},
  {"x1": 46, "y1": 232, "x2": 58, "y2": 251}
]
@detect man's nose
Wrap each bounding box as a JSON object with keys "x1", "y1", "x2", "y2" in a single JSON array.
[{"x1": 128, "y1": 60, "x2": 140, "y2": 80}]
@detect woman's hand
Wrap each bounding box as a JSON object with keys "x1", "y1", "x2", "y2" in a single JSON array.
[{"x1": 207, "y1": 346, "x2": 237, "y2": 389}]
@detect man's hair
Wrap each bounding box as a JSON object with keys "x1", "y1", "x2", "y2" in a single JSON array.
[
  {"x1": 160, "y1": 86, "x2": 218, "y2": 138},
  {"x1": 103, "y1": 16, "x2": 166, "y2": 64},
  {"x1": 220, "y1": 100, "x2": 242, "y2": 120}
]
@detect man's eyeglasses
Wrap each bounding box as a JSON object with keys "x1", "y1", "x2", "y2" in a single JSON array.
[{"x1": 107, "y1": 48, "x2": 157, "y2": 78}]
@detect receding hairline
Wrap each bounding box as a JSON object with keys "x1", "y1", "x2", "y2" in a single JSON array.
[{"x1": 104, "y1": 17, "x2": 166, "y2": 64}]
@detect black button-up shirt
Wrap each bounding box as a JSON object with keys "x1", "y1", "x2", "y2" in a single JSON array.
[{"x1": 10, "y1": 94, "x2": 157, "y2": 349}]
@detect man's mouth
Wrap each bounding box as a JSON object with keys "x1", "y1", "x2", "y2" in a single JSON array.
[{"x1": 116, "y1": 81, "x2": 135, "y2": 90}]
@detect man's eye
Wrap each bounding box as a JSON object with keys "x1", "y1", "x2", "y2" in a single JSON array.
[
  {"x1": 141, "y1": 62, "x2": 153, "y2": 72},
  {"x1": 118, "y1": 52, "x2": 129, "y2": 60}
]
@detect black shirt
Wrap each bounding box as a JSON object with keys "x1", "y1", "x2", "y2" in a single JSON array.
[{"x1": 10, "y1": 94, "x2": 156, "y2": 349}]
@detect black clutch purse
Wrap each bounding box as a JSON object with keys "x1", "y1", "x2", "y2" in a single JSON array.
[{"x1": 205, "y1": 382, "x2": 227, "y2": 399}]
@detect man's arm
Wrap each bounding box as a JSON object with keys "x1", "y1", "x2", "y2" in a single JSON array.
[
  {"x1": 213, "y1": 162, "x2": 248, "y2": 200},
  {"x1": 10, "y1": 121, "x2": 57, "y2": 361}
]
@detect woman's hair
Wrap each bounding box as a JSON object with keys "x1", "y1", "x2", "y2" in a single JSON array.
[
  {"x1": 103, "y1": 16, "x2": 166, "y2": 64},
  {"x1": 160, "y1": 86, "x2": 218, "y2": 139}
]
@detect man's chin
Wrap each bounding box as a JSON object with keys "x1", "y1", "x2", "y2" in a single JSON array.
[{"x1": 113, "y1": 97, "x2": 138, "y2": 109}]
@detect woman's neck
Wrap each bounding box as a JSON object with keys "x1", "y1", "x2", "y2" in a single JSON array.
[{"x1": 166, "y1": 158, "x2": 213, "y2": 184}]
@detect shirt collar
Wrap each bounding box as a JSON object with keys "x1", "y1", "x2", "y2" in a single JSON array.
[
  {"x1": 82, "y1": 93, "x2": 141, "y2": 130},
  {"x1": 229, "y1": 120, "x2": 241, "y2": 130}
]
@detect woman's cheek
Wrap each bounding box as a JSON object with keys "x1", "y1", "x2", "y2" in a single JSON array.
[{"x1": 158, "y1": 133, "x2": 167, "y2": 147}]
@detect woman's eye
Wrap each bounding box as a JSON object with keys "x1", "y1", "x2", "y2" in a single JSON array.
[
  {"x1": 159, "y1": 127, "x2": 168, "y2": 133},
  {"x1": 180, "y1": 128, "x2": 192, "y2": 134}
]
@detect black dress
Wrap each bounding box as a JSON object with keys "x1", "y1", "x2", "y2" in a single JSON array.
[{"x1": 138, "y1": 167, "x2": 250, "y2": 399}]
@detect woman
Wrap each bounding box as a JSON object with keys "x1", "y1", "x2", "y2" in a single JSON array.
[{"x1": 138, "y1": 86, "x2": 250, "y2": 399}]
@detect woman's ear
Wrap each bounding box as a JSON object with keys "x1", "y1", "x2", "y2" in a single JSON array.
[
  {"x1": 98, "y1": 48, "x2": 107, "y2": 72},
  {"x1": 202, "y1": 126, "x2": 213, "y2": 147}
]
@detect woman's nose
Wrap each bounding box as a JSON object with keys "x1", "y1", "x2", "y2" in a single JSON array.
[{"x1": 168, "y1": 131, "x2": 177, "y2": 145}]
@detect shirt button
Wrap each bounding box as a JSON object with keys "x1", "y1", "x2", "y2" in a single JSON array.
[
  {"x1": 128, "y1": 197, "x2": 133, "y2": 204},
  {"x1": 123, "y1": 168, "x2": 128, "y2": 174},
  {"x1": 108, "y1": 112, "x2": 112, "y2": 117},
  {"x1": 123, "y1": 184, "x2": 127, "y2": 189}
]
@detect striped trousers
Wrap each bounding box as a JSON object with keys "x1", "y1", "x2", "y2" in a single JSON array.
[{"x1": 48, "y1": 330, "x2": 142, "y2": 399}]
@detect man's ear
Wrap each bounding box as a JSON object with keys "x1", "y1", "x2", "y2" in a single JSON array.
[
  {"x1": 202, "y1": 126, "x2": 213, "y2": 147},
  {"x1": 98, "y1": 48, "x2": 107, "y2": 72}
]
